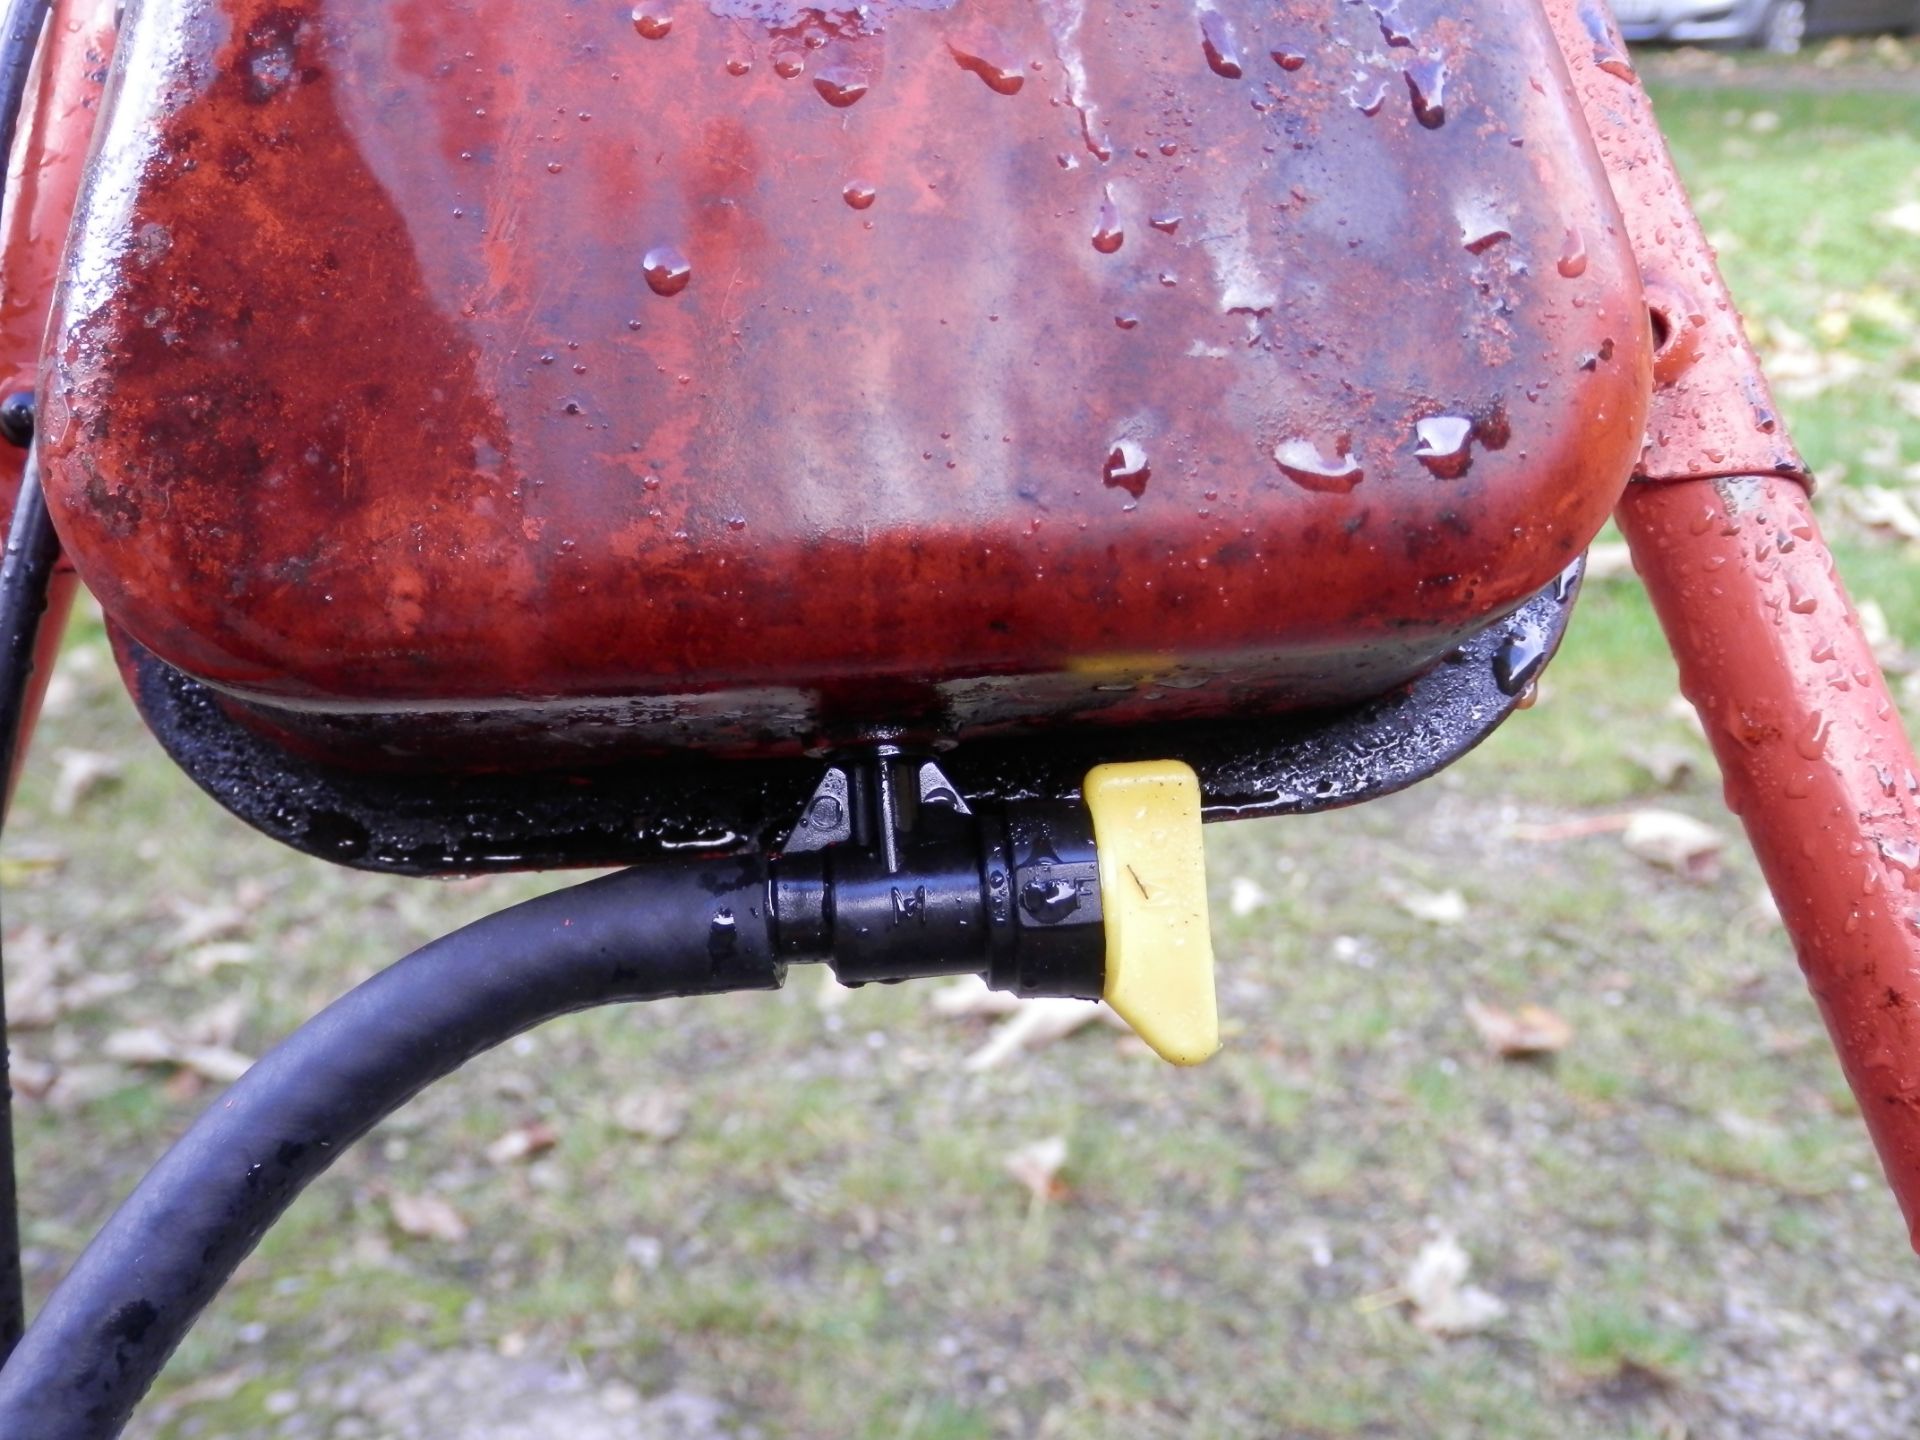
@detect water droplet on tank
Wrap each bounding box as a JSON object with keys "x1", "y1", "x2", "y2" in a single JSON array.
[
  {"x1": 948, "y1": 39, "x2": 1025, "y2": 95},
  {"x1": 725, "y1": 56, "x2": 752, "y2": 75},
  {"x1": 1114, "y1": 313, "x2": 1140, "y2": 330},
  {"x1": 1461, "y1": 217, "x2": 1511, "y2": 254},
  {"x1": 1414, "y1": 415, "x2": 1474, "y2": 477},
  {"x1": 1091, "y1": 196, "x2": 1124, "y2": 254},
  {"x1": 773, "y1": 51, "x2": 805, "y2": 78},
  {"x1": 1347, "y1": 76, "x2": 1388, "y2": 116},
  {"x1": 842, "y1": 180, "x2": 877, "y2": 210},
  {"x1": 814, "y1": 68, "x2": 868, "y2": 106},
  {"x1": 643, "y1": 245, "x2": 692, "y2": 296},
  {"x1": 1104, "y1": 440, "x2": 1151, "y2": 497},
  {"x1": 1199, "y1": 10, "x2": 1244, "y2": 78},
  {"x1": 1404, "y1": 56, "x2": 1447, "y2": 129},
  {"x1": 1557, "y1": 228, "x2": 1589, "y2": 278},
  {"x1": 1373, "y1": 3, "x2": 1415, "y2": 47},
  {"x1": 1493, "y1": 628, "x2": 1549, "y2": 695},
  {"x1": 1273, "y1": 437, "x2": 1364, "y2": 493},
  {"x1": 631, "y1": 3, "x2": 673, "y2": 39},
  {"x1": 1271, "y1": 48, "x2": 1307, "y2": 71},
  {"x1": 1795, "y1": 712, "x2": 1830, "y2": 761},
  {"x1": 1149, "y1": 212, "x2": 1181, "y2": 234}
]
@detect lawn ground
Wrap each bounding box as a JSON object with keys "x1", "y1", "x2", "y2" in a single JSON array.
[{"x1": 5, "y1": 37, "x2": 1920, "y2": 1440}]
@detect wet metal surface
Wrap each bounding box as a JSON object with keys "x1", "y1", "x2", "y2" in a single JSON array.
[
  {"x1": 122, "y1": 561, "x2": 1581, "y2": 874},
  {"x1": 48, "y1": 0, "x2": 1648, "y2": 769},
  {"x1": 1621, "y1": 476, "x2": 1920, "y2": 1250},
  {"x1": 1542, "y1": 0, "x2": 1807, "y2": 487}
]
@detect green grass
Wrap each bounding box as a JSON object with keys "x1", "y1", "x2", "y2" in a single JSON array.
[
  {"x1": 1548, "y1": 1295, "x2": 1699, "y2": 1386},
  {"x1": 1649, "y1": 83, "x2": 1920, "y2": 488},
  {"x1": 1, "y1": 42, "x2": 1918, "y2": 1440}
]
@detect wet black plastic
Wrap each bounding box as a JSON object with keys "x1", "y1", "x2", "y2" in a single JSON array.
[
  {"x1": 0, "y1": 448, "x2": 58, "y2": 1361},
  {"x1": 122, "y1": 562, "x2": 1583, "y2": 877},
  {"x1": 0, "y1": 862, "x2": 784, "y2": 1439},
  {"x1": 770, "y1": 751, "x2": 1105, "y2": 999}
]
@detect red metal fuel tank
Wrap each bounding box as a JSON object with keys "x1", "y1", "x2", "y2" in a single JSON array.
[{"x1": 41, "y1": 0, "x2": 1650, "y2": 770}]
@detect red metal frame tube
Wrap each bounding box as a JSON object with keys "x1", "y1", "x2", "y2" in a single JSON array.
[
  {"x1": 1620, "y1": 478, "x2": 1920, "y2": 1247},
  {"x1": 1544, "y1": 0, "x2": 1920, "y2": 1247}
]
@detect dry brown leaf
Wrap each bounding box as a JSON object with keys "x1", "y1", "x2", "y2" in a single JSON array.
[
  {"x1": 933, "y1": 976, "x2": 1123, "y2": 1068},
  {"x1": 485, "y1": 1121, "x2": 559, "y2": 1166},
  {"x1": 6, "y1": 929, "x2": 137, "y2": 1029},
  {"x1": 929, "y1": 974, "x2": 1022, "y2": 1019},
  {"x1": 52, "y1": 972, "x2": 137, "y2": 1019},
  {"x1": 1227, "y1": 876, "x2": 1270, "y2": 917},
  {"x1": 1624, "y1": 743, "x2": 1701, "y2": 791},
  {"x1": 1621, "y1": 808, "x2": 1724, "y2": 881},
  {"x1": 164, "y1": 898, "x2": 251, "y2": 950},
  {"x1": 388, "y1": 1190, "x2": 471, "y2": 1244},
  {"x1": 41, "y1": 1064, "x2": 120, "y2": 1112},
  {"x1": 1880, "y1": 201, "x2": 1920, "y2": 238},
  {"x1": 190, "y1": 996, "x2": 250, "y2": 1050},
  {"x1": 185, "y1": 942, "x2": 259, "y2": 975},
  {"x1": 1464, "y1": 998, "x2": 1573, "y2": 1059},
  {"x1": 1392, "y1": 887, "x2": 1468, "y2": 926},
  {"x1": 963, "y1": 999, "x2": 1109, "y2": 1072},
  {"x1": 101, "y1": 1027, "x2": 254, "y2": 1083},
  {"x1": 1004, "y1": 1135, "x2": 1069, "y2": 1202},
  {"x1": 613, "y1": 1089, "x2": 689, "y2": 1143},
  {"x1": 1856, "y1": 598, "x2": 1909, "y2": 674},
  {"x1": 1401, "y1": 1234, "x2": 1507, "y2": 1336},
  {"x1": 9, "y1": 1056, "x2": 57, "y2": 1100},
  {"x1": 49, "y1": 749, "x2": 124, "y2": 817},
  {"x1": 6, "y1": 927, "x2": 78, "y2": 1028},
  {"x1": 1840, "y1": 485, "x2": 1920, "y2": 545}
]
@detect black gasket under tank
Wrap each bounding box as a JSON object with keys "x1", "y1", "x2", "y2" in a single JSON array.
[{"x1": 123, "y1": 560, "x2": 1582, "y2": 876}]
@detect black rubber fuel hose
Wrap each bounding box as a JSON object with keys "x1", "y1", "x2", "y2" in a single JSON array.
[{"x1": 0, "y1": 857, "x2": 781, "y2": 1439}]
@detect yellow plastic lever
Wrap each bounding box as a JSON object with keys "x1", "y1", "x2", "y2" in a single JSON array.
[{"x1": 1083, "y1": 761, "x2": 1219, "y2": 1066}]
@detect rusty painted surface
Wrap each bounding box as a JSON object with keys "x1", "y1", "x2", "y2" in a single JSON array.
[
  {"x1": 0, "y1": 0, "x2": 117, "y2": 801},
  {"x1": 1619, "y1": 478, "x2": 1920, "y2": 1249},
  {"x1": 45, "y1": 0, "x2": 1648, "y2": 766},
  {"x1": 1541, "y1": 0, "x2": 1806, "y2": 487}
]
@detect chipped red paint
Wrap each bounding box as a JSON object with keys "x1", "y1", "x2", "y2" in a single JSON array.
[
  {"x1": 1541, "y1": 0, "x2": 1806, "y2": 486},
  {"x1": 42, "y1": 0, "x2": 1648, "y2": 768},
  {"x1": 0, "y1": 0, "x2": 118, "y2": 805}
]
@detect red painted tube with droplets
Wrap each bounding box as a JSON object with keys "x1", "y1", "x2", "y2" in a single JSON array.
[
  {"x1": 1620, "y1": 477, "x2": 1920, "y2": 1248},
  {"x1": 1544, "y1": 0, "x2": 1920, "y2": 1248}
]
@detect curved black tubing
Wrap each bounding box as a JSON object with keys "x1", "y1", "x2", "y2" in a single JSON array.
[
  {"x1": 0, "y1": 0, "x2": 68, "y2": 1351},
  {"x1": 0, "y1": 452, "x2": 60, "y2": 820},
  {"x1": 0, "y1": 455, "x2": 60, "y2": 1364},
  {"x1": 0, "y1": 857, "x2": 782, "y2": 1439}
]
